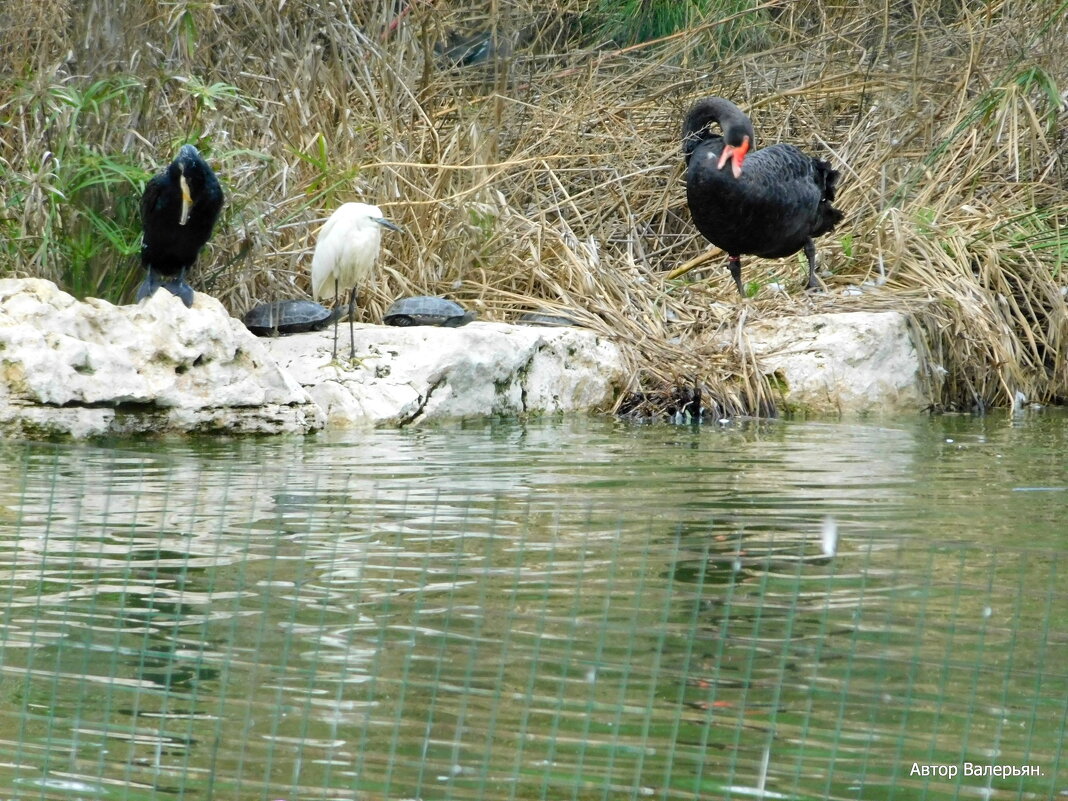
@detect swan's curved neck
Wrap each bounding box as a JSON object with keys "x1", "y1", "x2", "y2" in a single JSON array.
[{"x1": 682, "y1": 97, "x2": 756, "y2": 150}]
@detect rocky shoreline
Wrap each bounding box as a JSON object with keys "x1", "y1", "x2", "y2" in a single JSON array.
[{"x1": 0, "y1": 279, "x2": 925, "y2": 438}]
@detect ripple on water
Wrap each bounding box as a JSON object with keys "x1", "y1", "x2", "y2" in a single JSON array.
[{"x1": 0, "y1": 413, "x2": 1065, "y2": 800}]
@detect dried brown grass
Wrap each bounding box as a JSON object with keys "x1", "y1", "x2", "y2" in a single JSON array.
[{"x1": 1, "y1": 0, "x2": 1065, "y2": 414}]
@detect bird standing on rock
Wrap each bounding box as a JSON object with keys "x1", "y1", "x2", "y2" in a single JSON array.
[
  {"x1": 137, "y1": 144, "x2": 224, "y2": 307},
  {"x1": 311, "y1": 202, "x2": 403, "y2": 361},
  {"x1": 682, "y1": 97, "x2": 843, "y2": 294}
]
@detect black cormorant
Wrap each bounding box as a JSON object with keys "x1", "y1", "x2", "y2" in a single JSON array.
[{"x1": 137, "y1": 144, "x2": 223, "y2": 307}]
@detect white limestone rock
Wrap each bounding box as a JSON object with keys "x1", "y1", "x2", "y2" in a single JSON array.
[
  {"x1": 0, "y1": 279, "x2": 324, "y2": 437},
  {"x1": 259, "y1": 321, "x2": 627, "y2": 427},
  {"x1": 740, "y1": 311, "x2": 925, "y2": 414},
  {"x1": 0, "y1": 279, "x2": 925, "y2": 435}
]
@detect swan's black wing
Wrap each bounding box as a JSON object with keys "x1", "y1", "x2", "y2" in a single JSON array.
[{"x1": 686, "y1": 142, "x2": 841, "y2": 260}]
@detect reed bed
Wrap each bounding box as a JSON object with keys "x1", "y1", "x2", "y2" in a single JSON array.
[{"x1": 1, "y1": 0, "x2": 1065, "y2": 414}]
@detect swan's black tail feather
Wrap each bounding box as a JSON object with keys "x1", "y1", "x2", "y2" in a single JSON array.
[{"x1": 813, "y1": 158, "x2": 844, "y2": 237}]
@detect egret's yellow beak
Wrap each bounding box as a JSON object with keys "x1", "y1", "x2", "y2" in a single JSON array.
[{"x1": 179, "y1": 173, "x2": 192, "y2": 226}]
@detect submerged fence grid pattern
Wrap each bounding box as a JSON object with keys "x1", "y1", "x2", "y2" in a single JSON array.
[{"x1": 0, "y1": 438, "x2": 1065, "y2": 801}]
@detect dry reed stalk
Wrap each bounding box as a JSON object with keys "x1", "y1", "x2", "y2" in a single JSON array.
[{"x1": 0, "y1": 0, "x2": 1064, "y2": 414}]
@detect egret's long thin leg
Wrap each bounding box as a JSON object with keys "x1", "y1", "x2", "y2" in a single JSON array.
[
  {"x1": 348, "y1": 288, "x2": 357, "y2": 361},
  {"x1": 331, "y1": 276, "x2": 340, "y2": 360}
]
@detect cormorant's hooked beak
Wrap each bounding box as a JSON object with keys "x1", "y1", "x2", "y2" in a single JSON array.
[
  {"x1": 372, "y1": 217, "x2": 404, "y2": 233},
  {"x1": 717, "y1": 135, "x2": 750, "y2": 179},
  {"x1": 179, "y1": 171, "x2": 192, "y2": 226}
]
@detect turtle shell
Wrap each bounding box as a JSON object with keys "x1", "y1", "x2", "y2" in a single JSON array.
[
  {"x1": 382, "y1": 296, "x2": 476, "y2": 327},
  {"x1": 243, "y1": 300, "x2": 339, "y2": 336}
]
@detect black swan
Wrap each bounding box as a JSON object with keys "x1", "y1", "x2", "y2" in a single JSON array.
[
  {"x1": 137, "y1": 144, "x2": 224, "y2": 307},
  {"x1": 682, "y1": 97, "x2": 843, "y2": 293}
]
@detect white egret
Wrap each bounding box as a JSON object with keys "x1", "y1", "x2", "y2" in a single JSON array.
[{"x1": 311, "y1": 202, "x2": 403, "y2": 360}]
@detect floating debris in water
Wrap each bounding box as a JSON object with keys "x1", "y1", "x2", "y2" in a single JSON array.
[
  {"x1": 757, "y1": 742, "x2": 771, "y2": 795},
  {"x1": 19, "y1": 778, "x2": 105, "y2": 793},
  {"x1": 820, "y1": 516, "x2": 838, "y2": 558}
]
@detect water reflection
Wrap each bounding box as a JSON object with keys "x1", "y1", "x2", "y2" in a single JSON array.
[{"x1": 0, "y1": 413, "x2": 1065, "y2": 800}]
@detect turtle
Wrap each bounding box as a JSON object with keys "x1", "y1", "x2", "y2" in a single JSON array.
[
  {"x1": 382, "y1": 296, "x2": 476, "y2": 327},
  {"x1": 242, "y1": 299, "x2": 340, "y2": 337}
]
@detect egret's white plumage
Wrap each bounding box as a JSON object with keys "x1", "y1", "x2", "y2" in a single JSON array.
[{"x1": 310, "y1": 202, "x2": 402, "y2": 360}]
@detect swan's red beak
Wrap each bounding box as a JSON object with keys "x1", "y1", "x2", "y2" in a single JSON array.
[{"x1": 717, "y1": 136, "x2": 750, "y2": 178}]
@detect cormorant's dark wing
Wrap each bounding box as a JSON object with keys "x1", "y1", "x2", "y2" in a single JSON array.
[{"x1": 139, "y1": 172, "x2": 167, "y2": 230}]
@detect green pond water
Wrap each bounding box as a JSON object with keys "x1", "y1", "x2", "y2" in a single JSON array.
[{"x1": 0, "y1": 412, "x2": 1066, "y2": 801}]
